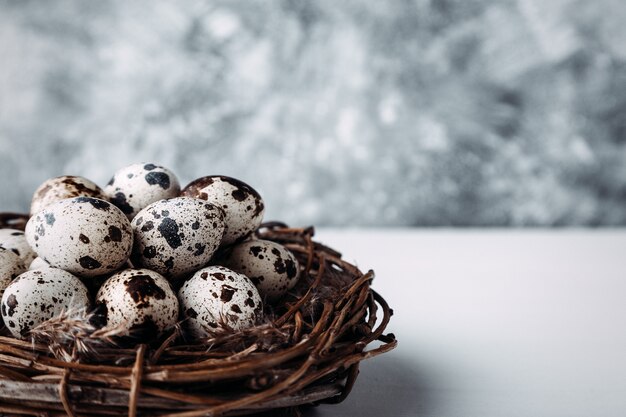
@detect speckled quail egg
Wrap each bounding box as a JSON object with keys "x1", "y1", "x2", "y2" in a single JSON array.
[
  {"x1": 179, "y1": 266, "x2": 263, "y2": 338},
  {"x1": 30, "y1": 176, "x2": 107, "y2": 216},
  {"x1": 0, "y1": 248, "x2": 26, "y2": 298},
  {"x1": 218, "y1": 239, "x2": 300, "y2": 302},
  {"x1": 0, "y1": 229, "x2": 37, "y2": 266},
  {"x1": 25, "y1": 197, "x2": 133, "y2": 277},
  {"x1": 95, "y1": 269, "x2": 178, "y2": 338},
  {"x1": 181, "y1": 176, "x2": 265, "y2": 246},
  {"x1": 131, "y1": 197, "x2": 225, "y2": 278},
  {"x1": 1, "y1": 268, "x2": 90, "y2": 339},
  {"x1": 104, "y1": 163, "x2": 181, "y2": 219},
  {"x1": 29, "y1": 257, "x2": 51, "y2": 270}
]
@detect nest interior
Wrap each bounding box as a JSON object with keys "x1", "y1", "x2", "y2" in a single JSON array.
[{"x1": 0, "y1": 213, "x2": 396, "y2": 417}]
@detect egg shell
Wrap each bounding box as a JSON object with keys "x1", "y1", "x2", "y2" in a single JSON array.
[
  {"x1": 178, "y1": 266, "x2": 263, "y2": 338},
  {"x1": 105, "y1": 163, "x2": 181, "y2": 219},
  {"x1": 25, "y1": 197, "x2": 133, "y2": 277},
  {"x1": 181, "y1": 176, "x2": 265, "y2": 246},
  {"x1": 1, "y1": 268, "x2": 90, "y2": 339},
  {"x1": 95, "y1": 269, "x2": 179, "y2": 338},
  {"x1": 0, "y1": 229, "x2": 37, "y2": 266},
  {"x1": 218, "y1": 239, "x2": 300, "y2": 301},
  {"x1": 131, "y1": 197, "x2": 225, "y2": 278},
  {"x1": 0, "y1": 248, "x2": 27, "y2": 298},
  {"x1": 29, "y1": 257, "x2": 51, "y2": 270},
  {"x1": 30, "y1": 176, "x2": 107, "y2": 216}
]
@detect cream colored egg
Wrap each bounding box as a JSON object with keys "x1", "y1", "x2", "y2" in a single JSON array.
[
  {"x1": 95, "y1": 269, "x2": 179, "y2": 338},
  {"x1": 30, "y1": 176, "x2": 106, "y2": 216},
  {"x1": 25, "y1": 197, "x2": 133, "y2": 277},
  {"x1": 104, "y1": 163, "x2": 181, "y2": 219},
  {"x1": 0, "y1": 248, "x2": 26, "y2": 298},
  {"x1": 1, "y1": 268, "x2": 90, "y2": 339},
  {"x1": 178, "y1": 266, "x2": 262, "y2": 338},
  {"x1": 181, "y1": 176, "x2": 265, "y2": 245},
  {"x1": 131, "y1": 197, "x2": 225, "y2": 278},
  {"x1": 219, "y1": 239, "x2": 300, "y2": 301},
  {"x1": 0, "y1": 229, "x2": 36, "y2": 266}
]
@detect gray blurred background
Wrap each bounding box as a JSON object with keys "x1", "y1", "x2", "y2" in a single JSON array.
[{"x1": 1, "y1": 0, "x2": 625, "y2": 226}]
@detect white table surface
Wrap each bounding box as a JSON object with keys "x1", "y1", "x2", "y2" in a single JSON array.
[{"x1": 303, "y1": 229, "x2": 626, "y2": 417}]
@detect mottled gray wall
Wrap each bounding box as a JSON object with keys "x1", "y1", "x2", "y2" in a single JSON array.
[{"x1": 1, "y1": 0, "x2": 625, "y2": 226}]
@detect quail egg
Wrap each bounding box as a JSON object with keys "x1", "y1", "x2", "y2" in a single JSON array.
[
  {"x1": 179, "y1": 266, "x2": 263, "y2": 338},
  {"x1": 131, "y1": 197, "x2": 225, "y2": 278},
  {"x1": 0, "y1": 229, "x2": 37, "y2": 266},
  {"x1": 181, "y1": 176, "x2": 265, "y2": 245},
  {"x1": 0, "y1": 248, "x2": 26, "y2": 298},
  {"x1": 25, "y1": 197, "x2": 133, "y2": 277},
  {"x1": 29, "y1": 257, "x2": 51, "y2": 270},
  {"x1": 105, "y1": 163, "x2": 181, "y2": 219},
  {"x1": 95, "y1": 269, "x2": 179, "y2": 338},
  {"x1": 1, "y1": 268, "x2": 90, "y2": 339},
  {"x1": 219, "y1": 239, "x2": 300, "y2": 301},
  {"x1": 30, "y1": 176, "x2": 107, "y2": 216}
]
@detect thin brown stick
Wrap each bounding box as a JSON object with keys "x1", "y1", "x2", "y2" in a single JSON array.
[
  {"x1": 149, "y1": 327, "x2": 180, "y2": 365},
  {"x1": 292, "y1": 311, "x2": 303, "y2": 343},
  {"x1": 0, "y1": 403, "x2": 49, "y2": 416},
  {"x1": 128, "y1": 344, "x2": 146, "y2": 417},
  {"x1": 59, "y1": 368, "x2": 76, "y2": 417},
  {"x1": 0, "y1": 365, "x2": 31, "y2": 382}
]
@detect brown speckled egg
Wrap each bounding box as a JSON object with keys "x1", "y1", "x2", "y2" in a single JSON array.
[
  {"x1": 0, "y1": 248, "x2": 26, "y2": 298},
  {"x1": 95, "y1": 269, "x2": 179, "y2": 338},
  {"x1": 30, "y1": 176, "x2": 107, "y2": 216},
  {"x1": 131, "y1": 197, "x2": 225, "y2": 278},
  {"x1": 1, "y1": 268, "x2": 90, "y2": 339},
  {"x1": 104, "y1": 163, "x2": 181, "y2": 219},
  {"x1": 181, "y1": 176, "x2": 265, "y2": 246},
  {"x1": 219, "y1": 240, "x2": 300, "y2": 301},
  {"x1": 178, "y1": 266, "x2": 262, "y2": 338},
  {"x1": 25, "y1": 197, "x2": 133, "y2": 277},
  {"x1": 0, "y1": 229, "x2": 36, "y2": 266}
]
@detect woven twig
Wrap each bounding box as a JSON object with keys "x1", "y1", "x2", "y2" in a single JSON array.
[{"x1": 0, "y1": 214, "x2": 397, "y2": 416}]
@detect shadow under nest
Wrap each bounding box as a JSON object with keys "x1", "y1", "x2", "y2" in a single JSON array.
[{"x1": 0, "y1": 213, "x2": 397, "y2": 417}]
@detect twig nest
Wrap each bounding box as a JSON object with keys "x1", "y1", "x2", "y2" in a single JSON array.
[
  {"x1": 0, "y1": 229, "x2": 37, "y2": 266},
  {"x1": 130, "y1": 197, "x2": 225, "y2": 278},
  {"x1": 95, "y1": 269, "x2": 179, "y2": 339},
  {"x1": 179, "y1": 266, "x2": 263, "y2": 338},
  {"x1": 0, "y1": 214, "x2": 399, "y2": 415},
  {"x1": 181, "y1": 176, "x2": 265, "y2": 245},
  {"x1": 0, "y1": 248, "x2": 26, "y2": 297},
  {"x1": 25, "y1": 197, "x2": 133, "y2": 277},
  {"x1": 218, "y1": 239, "x2": 300, "y2": 302},
  {"x1": 1, "y1": 268, "x2": 90, "y2": 339},
  {"x1": 30, "y1": 176, "x2": 106, "y2": 216},
  {"x1": 105, "y1": 163, "x2": 181, "y2": 220}
]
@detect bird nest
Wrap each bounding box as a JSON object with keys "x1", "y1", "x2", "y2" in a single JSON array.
[{"x1": 0, "y1": 213, "x2": 397, "y2": 417}]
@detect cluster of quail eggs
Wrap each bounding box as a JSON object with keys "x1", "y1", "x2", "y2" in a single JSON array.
[{"x1": 0, "y1": 163, "x2": 301, "y2": 341}]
